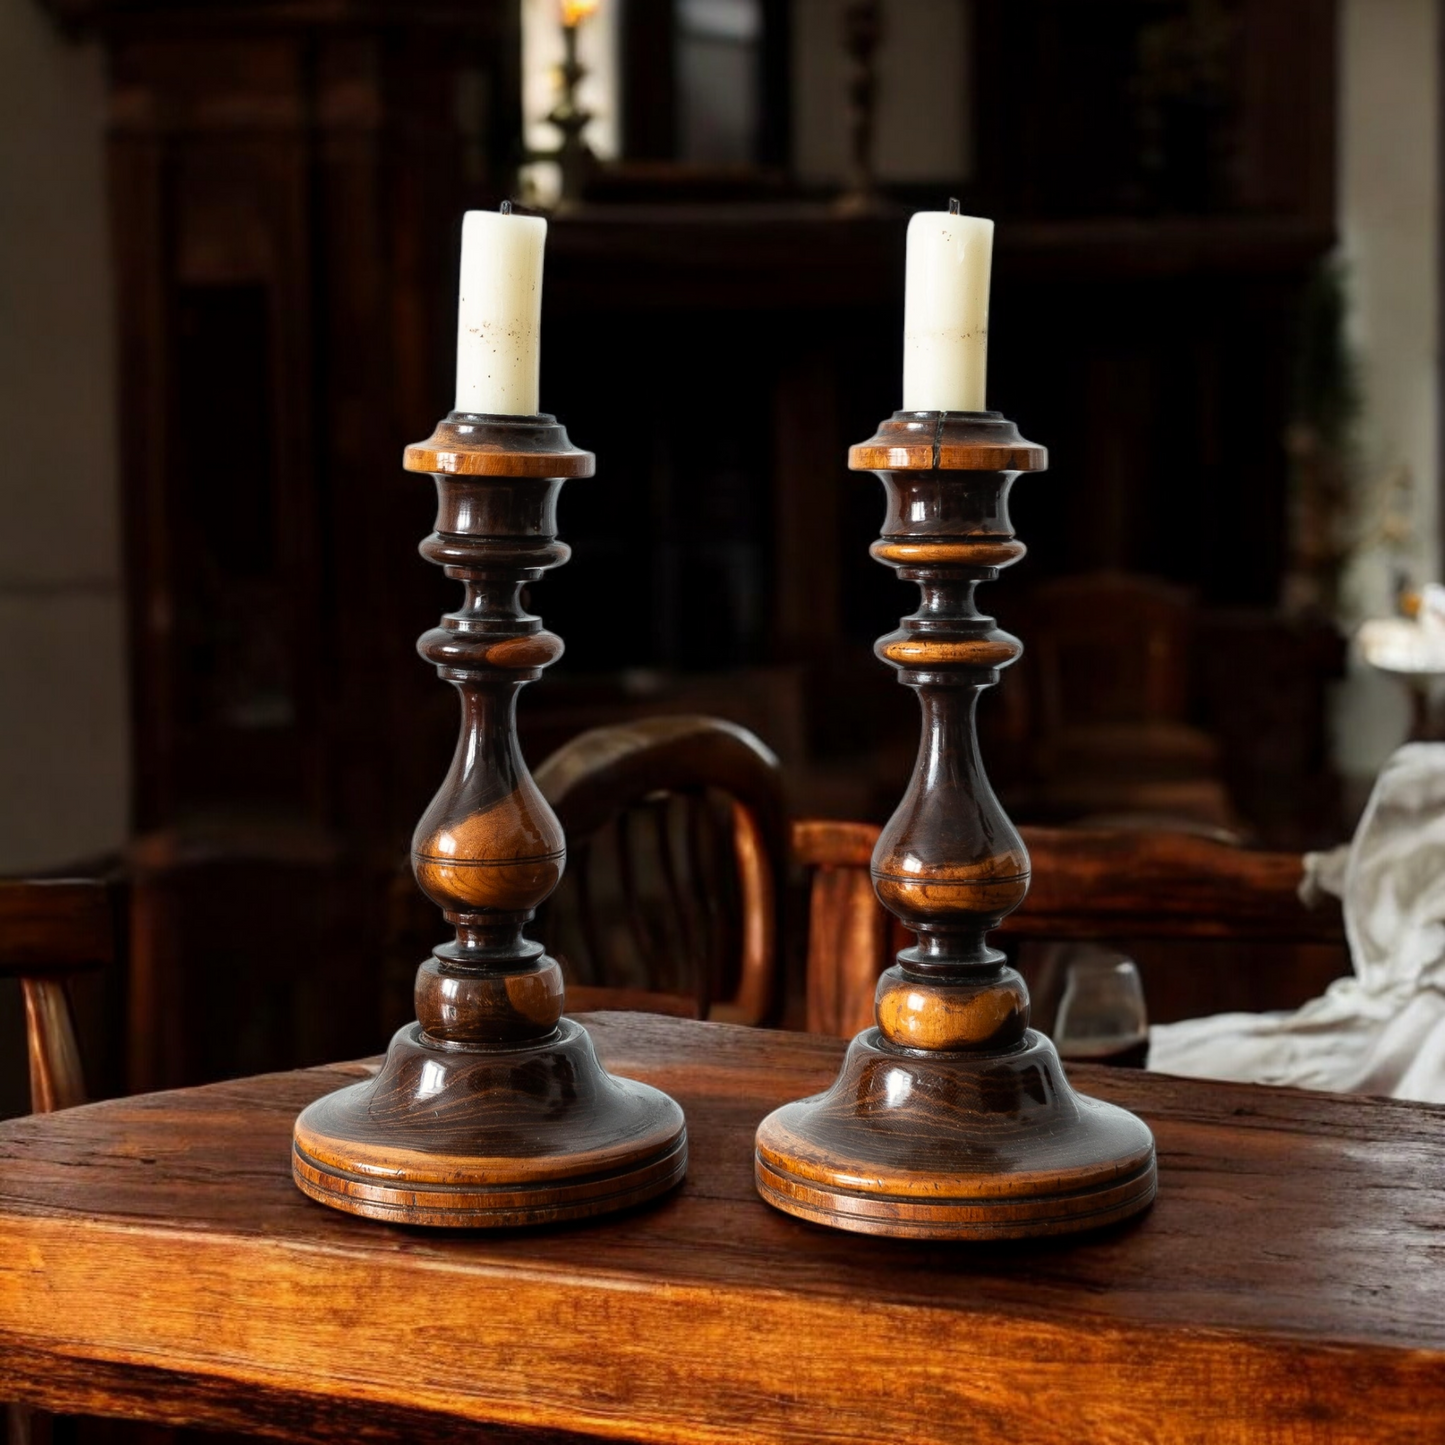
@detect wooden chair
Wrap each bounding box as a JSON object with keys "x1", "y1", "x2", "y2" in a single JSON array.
[
  {"x1": 1, "y1": 877, "x2": 116, "y2": 1445},
  {"x1": 1018, "y1": 571, "x2": 1239, "y2": 829},
  {"x1": 535, "y1": 715, "x2": 787, "y2": 1024},
  {"x1": 0, "y1": 879, "x2": 115, "y2": 1115},
  {"x1": 794, "y1": 820, "x2": 1347, "y2": 1039},
  {"x1": 124, "y1": 821, "x2": 360, "y2": 1093}
]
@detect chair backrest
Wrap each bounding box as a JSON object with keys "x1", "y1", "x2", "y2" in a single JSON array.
[
  {"x1": 794, "y1": 820, "x2": 1345, "y2": 1039},
  {"x1": 0, "y1": 879, "x2": 115, "y2": 1113},
  {"x1": 535, "y1": 715, "x2": 787, "y2": 1024},
  {"x1": 1025, "y1": 571, "x2": 1195, "y2": 733}
]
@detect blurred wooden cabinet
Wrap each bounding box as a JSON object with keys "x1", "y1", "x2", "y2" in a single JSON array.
[
  {"x1": 49, "y1": 0, "x2": 521, "y2": 841},
  {"x1": 41, "y1": 0, "x2": 524, "y2": 1084},
  {"x1": 59, "y1": 0, "x2": 1342, "y2": 841},
  {"x1": 33, "y1": 0, "x2": 1344, "y2": 1089},
  {"x1": 974, "y1": 0, "x2": 1335, "y2": 224}
]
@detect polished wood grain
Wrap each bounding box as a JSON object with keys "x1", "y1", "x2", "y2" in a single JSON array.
[
  {"x1": 799, "y1": 847, "x2": 888, "y2": 1036},
  {"x1": 20, "y1": 981, "x2": 86, "y2": 1116},
  {"x1": 292, "y1": 414, "x2": 686, "y2": 1226},
  {"x1": 1, "y1": 1013, "x2": 1443, "y2": 1444},
  {"x1": 1014, "y1": 826, "x2": 1341, "y2": 941},
  {"x1": 758, "y1": 411, "x2": 1156, "y2": 1238},
  {"x1": 847, "y1": 408, "x2": 1048, "y2": 475},
  {"x1": 793, "y1": 819, "x2": 1344, "y2": 1039},
  {"x1": 563, "y1": 985, "x2": 700, "y2": 1018},
  {"x1": 293, "y1": 1019, "x2": 685, "y2": 1227},
  {"x1": 402, "y1": 414, "x2": 597, "y2": 479},
  {"x1": 535, "y1": 715, "x2": 786, "y2": 1025}
]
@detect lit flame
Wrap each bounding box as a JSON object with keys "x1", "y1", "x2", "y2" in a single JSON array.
[{"x1": 561, "y1": 0, "x2": 600, "y2": 26}]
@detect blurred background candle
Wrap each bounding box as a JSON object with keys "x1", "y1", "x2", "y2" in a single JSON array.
[
  {"x1": 902, "y1": 206, "x2": 993, "y2": 413},
  {"x1": 455, "y1": 207, "x2": 547, "y2": 416},
  {"x1": 561, "y1": 0, "x2": 600, "y2": 25}
]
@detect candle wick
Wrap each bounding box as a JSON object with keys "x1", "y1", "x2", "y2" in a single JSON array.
[
  {"x1": 501, "y1": 199, "x2": 513, "y2": 215},
  {"x1": 948, "y1": 197, "x2": 960, "y2": 215}
]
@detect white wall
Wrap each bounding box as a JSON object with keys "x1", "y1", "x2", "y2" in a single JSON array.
[
  {"x1": 0, "y1": 2, "x2": 127, "y2": 870},
  {"x1": 1333, "y1": 0, "x2": 1441, "y2": 780}
]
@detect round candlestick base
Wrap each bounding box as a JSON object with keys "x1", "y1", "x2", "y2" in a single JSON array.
[
  {"x1": 294, "y1": 1019, "x2": 687, "y2": 1228},
  {"x1": 755, "y1": 1029, "x2": 1155, "y2": 1240}
]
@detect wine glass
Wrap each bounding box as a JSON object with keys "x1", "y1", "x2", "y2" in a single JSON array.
[{"x1": 1053, "y1": 947, "x2": 1150, "y2": 1068}]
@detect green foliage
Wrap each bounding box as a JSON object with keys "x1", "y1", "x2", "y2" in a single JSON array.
[{"x1": 1294, "y1": 259, "x2": 1361, "y2": 454}]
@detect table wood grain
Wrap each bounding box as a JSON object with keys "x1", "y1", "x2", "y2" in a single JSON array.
[{"x1": 0, "y1": 1013, "x2": 1442, "y2": 1444}]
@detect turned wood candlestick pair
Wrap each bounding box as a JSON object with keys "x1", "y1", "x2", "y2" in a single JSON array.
[{"x1": 292, "y1": 406, "x2": 1156, "y2": 1240}]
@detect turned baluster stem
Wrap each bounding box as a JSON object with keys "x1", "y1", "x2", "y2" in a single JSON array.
[
  {"x1": 862, "y1": 412, "x2": 1038, "y2": 1051},
  {"x1": 404, "y1": 418, "x2": 580, "y2": 1045}
]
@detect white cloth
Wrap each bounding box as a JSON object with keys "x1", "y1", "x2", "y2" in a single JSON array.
[
  {"x1": 1357, "y1": 583, "x2": 1445, "y2": 675},
  {"x1": 1148, "y1": 743, "x2": 1445, "y2": 1102}
]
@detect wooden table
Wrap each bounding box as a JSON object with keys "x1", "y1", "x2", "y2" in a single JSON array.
[{"x1": 0, "y1": 1014, "x2": 1442, "y2": 1444}]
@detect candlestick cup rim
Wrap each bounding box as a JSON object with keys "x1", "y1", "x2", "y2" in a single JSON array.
[
  {"x1": 850, "y1": 410, "x2": 1047, "y2": 474},
  {"x1": 448, "y1": 410, "x2": 558, "y2": 424},
  {"x1": 404, "y1": 411, "x2": 595, "y2": 479},
  {"x1": 893, "y1": 409, "x2": 1002, "y2": 421}
]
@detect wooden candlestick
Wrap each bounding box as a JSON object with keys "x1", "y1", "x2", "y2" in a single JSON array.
[
  {"x1": 293, "y1": 413, "x2": 687, "y2": 1226},
  {"x1": 755, "y1": 411, "x2": 1157, "y2": 1240}
]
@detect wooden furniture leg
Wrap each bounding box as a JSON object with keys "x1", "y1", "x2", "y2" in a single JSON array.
[
  {"x1": 755, "y1": 410, "x2": 1157, "y2": 1239},
  {"x1": 20, "y1": 979, "x2": 86, "y2": 1116},
  {"x1": 292, "y1": 413, "x2": 687, "y2": 1226},
  {"x1": 0, "y1": 878, "x2": 112, "y2": 1116}
]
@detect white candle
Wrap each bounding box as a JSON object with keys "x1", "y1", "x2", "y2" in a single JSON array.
[
  {"x1": 902, "y1": 208, "x2": 993, "y2": 413},
  {"x1": 455, "y1": 208, "x2": 547, "y2": 416}
]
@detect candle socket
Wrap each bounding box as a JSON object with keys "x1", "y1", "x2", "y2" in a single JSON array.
[
  {"x1": 754, "y1": 410, "x2": 1157, "y2": 1240},
  {"x1": 292, "y1": 413, "x2": 687, "y2": 1226}
]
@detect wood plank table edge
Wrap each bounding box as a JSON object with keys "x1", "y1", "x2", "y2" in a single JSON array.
[{"x1": 0, "y1": 1014, "x2": 1440, "y2": 1445}]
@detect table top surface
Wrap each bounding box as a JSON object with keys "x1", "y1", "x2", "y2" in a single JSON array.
[{"x1": 0, "y1": 1013, "x2": 1442, "y2": 1445}]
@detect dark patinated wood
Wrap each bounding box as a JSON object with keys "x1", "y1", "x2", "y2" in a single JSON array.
[
  {"x1": 0, "y1": 880, "x2": 113, "y2": 979},
  {"x1": 1, "y1": 1014, "x2": 1444, "y2": 1444},
  {"x1": 292, "y1": 415, "x2": 686, "y2": 1227},
  {"x1": 793, "y1": 818, "x2": 1345, "y2": 1037},
  {"x1": 1018, "y1": 570, "x2": 1237, "y2": 827},
  {"x1": 535, "y1": 715, "x2": 786, "y2": 1025},
  {"x1": 1015, "y1": 826, "x2": 1342, "y2": 940},
  {"x1": 562, "y1": 985, "x2": 699, "y2": 1018},
  {"x1": 799, "y1": 842, "x2": 888, "y2": 1038},
  {"x1": 757, "y1": 412, "x2": 1156, "y2": 1239},
  {"x1": 0, "y1": 879, "x2": 113, "y2": 1115}
]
